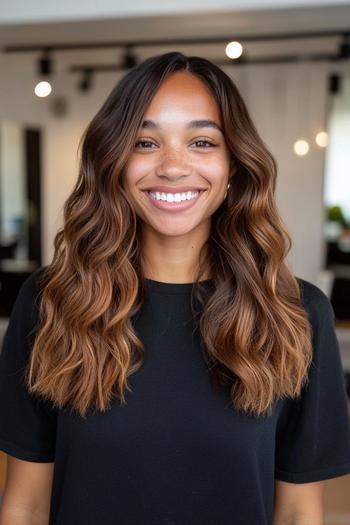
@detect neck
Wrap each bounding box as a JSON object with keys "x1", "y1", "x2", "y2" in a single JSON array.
[{"x1": 140, "y1": 222, "x2": 211, "y2": 283}]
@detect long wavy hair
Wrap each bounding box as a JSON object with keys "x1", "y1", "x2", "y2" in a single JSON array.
[{"x1": 25, "y1": 51, "x2": 313, "y2": 419}]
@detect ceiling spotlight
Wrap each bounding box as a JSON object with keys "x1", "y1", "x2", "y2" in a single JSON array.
[
  {"x1": 121, "y1": 46, "x2": 137, "y2": 69},
  {"x1": 225, "y1": 41, "x2": 243, "y2": 59},
  {"x1": 315, "y1": 131, "x2": 328, "y2": 148},
  {"x1": 79, "y1": 68, "x2": 93, "y2": 92},
  {"x1": 35, "y1": 48, "x2": 54, "y2": 97},
  {"x1": 294, "y1": 139, "x2": 309, "y2": 156},
  {"x1": 34, "y1": 81, "x2": 52, "y2": 98}
]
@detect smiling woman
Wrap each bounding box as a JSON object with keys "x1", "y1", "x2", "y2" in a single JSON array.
[{"x1": 0, "y1": 51, "x2": 349, "y2": 525}]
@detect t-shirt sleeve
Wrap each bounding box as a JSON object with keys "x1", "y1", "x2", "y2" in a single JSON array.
[
  {"x1": 275, "y1": 278, "x2": 350, "y2": 483},
  {"x1": 0, "y1": 267, "x2": 57, "y2": 462}
]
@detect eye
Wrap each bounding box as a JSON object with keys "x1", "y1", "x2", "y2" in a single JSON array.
[
  {"x1": 134, "y1": 139, "x2": 156, "y2": 149},
  {"x1": 134, "y1": 138, "x2": 217, "y2": 150},
  {"x1": 192, "y1": 139, "x2": 216, "y2": 148}
]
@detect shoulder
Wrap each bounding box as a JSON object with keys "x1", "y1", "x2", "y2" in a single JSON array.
[
  {"x1": 10, "y1": 266, "x2": 48, "y2": 328},
  {"x1": 17, "y1": 266, "x2": 48, "y2": 303},
  {"x1": 1, "y1": 267, "x2": 49, "y2": 369},
  {"x1": 295, "y1": 276, "x2": 335, "y2": 329}
]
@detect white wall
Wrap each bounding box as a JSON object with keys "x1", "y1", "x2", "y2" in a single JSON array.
[{"x1": 0, "y1": 49, "x2": 345, "y2": 283}]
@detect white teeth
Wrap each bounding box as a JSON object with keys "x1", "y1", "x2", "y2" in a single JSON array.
[{"x1": 149, "y1": 191, "x2": 199, "y2": 202}]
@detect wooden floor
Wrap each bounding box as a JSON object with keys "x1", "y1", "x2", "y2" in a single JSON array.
[{"x1": 0, "y1": 451, "x2": 349, "y2": 522}]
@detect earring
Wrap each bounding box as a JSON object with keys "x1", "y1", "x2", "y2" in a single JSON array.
[{"x1": 224, "y1": 182, "x2": 230, "y2": 199}]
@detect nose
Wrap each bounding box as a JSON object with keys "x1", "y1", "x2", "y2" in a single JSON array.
[{"x1": 155, "y1": 146, "x2": 192, "y2": 179}]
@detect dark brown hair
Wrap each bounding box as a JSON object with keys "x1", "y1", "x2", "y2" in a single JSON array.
[{"x1": 25, "y1": 51, "x2": 313, "y2": 419}]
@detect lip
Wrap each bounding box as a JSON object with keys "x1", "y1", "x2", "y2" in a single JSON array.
[
  {"x1": 144, "y1": 189, "x2": 206, "y2": 212},
  {"x1": 142, "y1": 186, "x2": 207, "y2": 193}
]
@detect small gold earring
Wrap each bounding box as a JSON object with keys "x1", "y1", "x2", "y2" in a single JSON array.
[{"x1": 224, "y1": 182, "x2": 230, "y2": 199}]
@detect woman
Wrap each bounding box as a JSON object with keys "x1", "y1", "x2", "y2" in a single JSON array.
[{"x1": 0, "y1": 51, "x2": 349, "y2": 525}]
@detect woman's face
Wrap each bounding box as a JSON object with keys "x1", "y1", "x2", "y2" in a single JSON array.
[{"x1": 123, "y1": 71, "x2": 232, "y2": 238}]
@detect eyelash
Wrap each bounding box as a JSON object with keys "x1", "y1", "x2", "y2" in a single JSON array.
[{"x1": 134, "y1": 139, "x2": 216, "y2": 149}]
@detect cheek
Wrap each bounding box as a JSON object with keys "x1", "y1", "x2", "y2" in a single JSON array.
[
  {"x1": 123, "y1": 158, "x2": 147, "y2": 188},
  {"x1": 201, "y1": 156, "x2": 229, "y2": 182}
]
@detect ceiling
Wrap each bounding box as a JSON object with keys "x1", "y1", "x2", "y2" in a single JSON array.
[
  {"x1": 1, "y1": 4, "x2": 349, "y2": 67},
  {"x1": 1, "y1": 0, "x2": 350, "y2": 25}
]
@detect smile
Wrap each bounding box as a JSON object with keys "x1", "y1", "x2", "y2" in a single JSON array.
[{"x1": 143, "y1": 190, "x2": 206, "y2": 212}]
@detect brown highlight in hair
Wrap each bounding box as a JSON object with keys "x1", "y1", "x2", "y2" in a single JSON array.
[{"x1": 25, "y1": 51, "x2": 313, "y2": 419}]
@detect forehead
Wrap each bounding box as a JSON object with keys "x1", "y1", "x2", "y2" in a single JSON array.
[{"x1": 143, "y1": 72, "x2": 221, "y2": 123}]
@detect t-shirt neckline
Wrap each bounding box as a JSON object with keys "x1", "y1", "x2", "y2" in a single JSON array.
[{"x1": 146, "y1": 278, "x2": 213, "y2": 294}]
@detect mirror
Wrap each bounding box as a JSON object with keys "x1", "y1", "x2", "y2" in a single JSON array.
[
  {"x1": 0, "y1": 120, "x2": 42, "y2": 265},
  {"x1": 323, "y1": 72, "x2": 350, "y2": 320},
  {"x1": 0, "y1": 121, "x2": 42, "y2": 317}
]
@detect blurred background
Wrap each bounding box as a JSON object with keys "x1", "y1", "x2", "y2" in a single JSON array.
[{"x1": 0, "y1": 1, "x2": 349, "y2": 522}]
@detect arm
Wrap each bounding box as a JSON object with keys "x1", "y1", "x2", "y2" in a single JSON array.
[
  {"x1": 0, "y1": 455, "x2": 54, "y2": 525},
  {"x1": 272, "y1": 479, "x2": 325, "y2": 525}
]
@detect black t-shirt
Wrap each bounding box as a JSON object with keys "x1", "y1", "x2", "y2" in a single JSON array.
[{"x1": 1, "y1": 268, "x2": 350, "y2": 525}]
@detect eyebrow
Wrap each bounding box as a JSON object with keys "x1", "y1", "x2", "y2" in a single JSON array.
[{"x1": 141, "y1": 119, "x2": 223, "y2": 134}]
